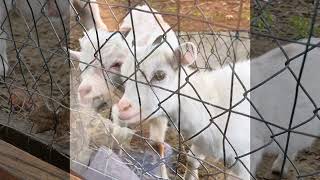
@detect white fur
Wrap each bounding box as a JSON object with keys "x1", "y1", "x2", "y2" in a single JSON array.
[
  {"x1": 74, "y1": 4, "x2": 174, "y2": 108},
  {"x1": 1, "y1": 0, "x2": 15, "y2": 76},
  {"x1": 116, "y1": 37, "x2": 320, "y2": 179},
  {"x1": 121, "y1": 4, "x2": 177, "y2": 50},
  {"x1": 73, "y1": 6, "x2": 173, "y2": 178},
  {"x1": 119, "y1": 6, "x2": 176, "y2": 178},
  {"x1": 75, "y1": 28, "x2": 129, "y2": 107},
  {"x1": 71, "y1": 0, "x2": 107, "y2": 30},
  {"x1": 250, "y1": 38, "x2": 320, "y2": 176}
]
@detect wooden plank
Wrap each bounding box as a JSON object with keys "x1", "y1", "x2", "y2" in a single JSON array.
[
  {"x1": 0, "y1": 167, "x2": 18, "y2": 180},
  {"x1": 0, "y1": 124, "x2": 70, "y2": 172},
  {"x1": 0, "y1": 140, "x2": 73, "y2": 180}
]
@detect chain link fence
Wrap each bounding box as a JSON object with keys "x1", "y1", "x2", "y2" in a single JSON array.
[{"x1": 0, "y1": 0, "x2": 319, "y2": 179}]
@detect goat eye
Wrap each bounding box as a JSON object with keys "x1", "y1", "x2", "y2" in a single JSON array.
[{"x1": 151, "y1": 70, "x2": 166, "y2": 82}]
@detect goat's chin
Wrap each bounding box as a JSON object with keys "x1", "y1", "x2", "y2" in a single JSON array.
[
  {"x1": 118, "y1": 116, "x2": 139, "y2": 124},
  {"x1": 78, "y1": 99, "x2": 92, "y2": 108},
  {"x1": 118, "y1": 114, "x2": 147, "y2": 125}
]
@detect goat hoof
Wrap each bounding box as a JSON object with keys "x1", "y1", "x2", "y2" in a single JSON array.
[
  {"x1": 271, "y1": 160, "x2": 289, "y2": 178},
  {"x1": 184, "y1": 172, "x2": 198, "y2": 180},
  {"x1": 270, "y1": 168, "x2": 288, "y2": 179}
]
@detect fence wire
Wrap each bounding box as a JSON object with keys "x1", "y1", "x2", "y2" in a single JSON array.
[{"x1": 0, "y1": 0, "x2": 319, "y2": 180}]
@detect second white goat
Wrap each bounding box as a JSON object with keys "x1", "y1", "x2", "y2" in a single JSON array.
[{"x1": 114, "y1": 36, "x2": 320, "y2": 179}]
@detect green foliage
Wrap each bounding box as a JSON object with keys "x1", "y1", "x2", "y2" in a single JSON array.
[
  {"x1": 255, "y1": 10, "x2": 274, "y2": 31},
  {"x1": 289, "y1": 16, "x2": 310, "y2": 38},
  {"x1": 289, "y1": 16, "x2": 320, "y2": 38}
]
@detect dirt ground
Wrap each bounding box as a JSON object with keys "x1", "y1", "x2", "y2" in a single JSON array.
[
  {"x1": 1, "y1": 0, "x2": 319, "y2": 180},
  {"x1": 96, "y1": 0, "x2": 250, "y2": 31},
  {"x1": 251, "y1": 0, "x2": 320, "y2": 57}
]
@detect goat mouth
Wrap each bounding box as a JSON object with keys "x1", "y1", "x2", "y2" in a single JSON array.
[
  {"x1": 110, "y1": 62, "x2": 122, "y2": 71},
  {"x1": 95, "y1": 101, "x2": 109, "y2": 113},
  {"x1": 92, "y1": 97, "x2": 108, "y2": 111}
]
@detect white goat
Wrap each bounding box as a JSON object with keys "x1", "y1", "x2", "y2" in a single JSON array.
[
  {"x1": 0, "y1": 0, "x2": 106, "y2": 77},
  {"x1": 113, "y1": 35, "x2": 320, "y2": 180},
  {"x1": 118, "y1": 5, "x2": 180, "y2": 179},
  {"x1": 71, "y1": 4, "x2": 173, "y2": 109},
  {"x1": 70, "y1": 28, "x2": 130, "y2": 108},
  {"x1": 71, "y1": 5, "x2": 175, "y2": 178},
  {"x1": 250, "y1": 38, "x2": 320, "y2": 177}
]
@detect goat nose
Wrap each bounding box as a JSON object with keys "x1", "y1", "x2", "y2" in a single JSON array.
[
  {"x1": 117, "y1": 98, "x2": 132, "y2": 112},
  {"x1": 78, "y1": 85, "x2": 92, "y2": 97}
]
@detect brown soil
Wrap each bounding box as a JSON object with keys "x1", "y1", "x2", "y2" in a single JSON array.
[{"x1": 96, "y1": 0, "x2": 249, "y2": 32}]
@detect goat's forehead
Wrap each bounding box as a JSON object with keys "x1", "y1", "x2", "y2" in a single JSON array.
[
  {"x1": 81, "y1": 36, "x2": 128, "y2": 60},
  {"x1": 123, "y1": 55, "x2": 170, "y2": 78},
  {"x1": 80, "y1": 30, "x2": 125, "y2": 50},
  {"x1": 144, "y1": 47, "x2": 173, "y2": 69},
  {"x1": 102, "y1": 44, "x2": 126, "y2": 57},
  {"x1": 121, "y1": 42, "x2": 175, "y2": 78}
]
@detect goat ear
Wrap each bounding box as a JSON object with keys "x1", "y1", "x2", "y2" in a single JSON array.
[
  {"x1": 152, "y1": 35, "x2": 163, "y2": 46},
  {"x1": 174, "y1": 42, "x2": 197, "y2": 66},
  {"x1": 119, "y1": 27, "x2": 131, "y2": 38}
]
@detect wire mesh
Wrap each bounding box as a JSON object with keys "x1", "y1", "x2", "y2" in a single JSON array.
[{"x1": 0, "y1": 0, "x2": 319, "y2": 179}]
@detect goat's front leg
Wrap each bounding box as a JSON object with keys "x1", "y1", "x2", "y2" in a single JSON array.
[
  {"x1": 0, "y1": 31, "x2": 8, "y2": 77},
  {"x1": 271, "y1": 151, "x2": 296, "y2": 177},
  {"x1": 0, "y1": 1, "x2": 10, "y2": 77},
  {"x1": 149, "y1": 116, "x2": 169, "y2": 179},
  {"x1": 185, "y1": 144, "x2": 205, "y2": 180}
]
